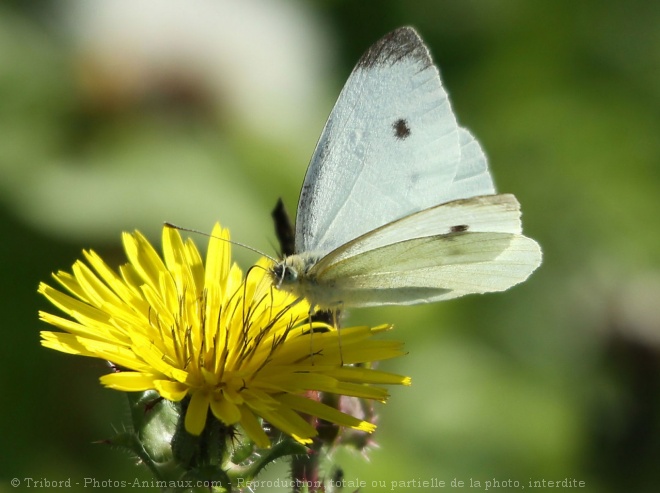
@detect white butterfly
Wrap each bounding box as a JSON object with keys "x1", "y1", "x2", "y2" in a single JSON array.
[{"x1": 271, "y1": 27, "x2": 541, "y2": 309}]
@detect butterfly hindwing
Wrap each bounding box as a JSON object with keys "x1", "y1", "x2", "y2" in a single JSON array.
[{"x1": 304, "y1": 194, "x2": 541, "y2": 307}]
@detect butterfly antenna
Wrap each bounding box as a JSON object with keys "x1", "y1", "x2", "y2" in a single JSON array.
[{"x1": 164, "y1": 222, "x2": 276, "y2": 262}]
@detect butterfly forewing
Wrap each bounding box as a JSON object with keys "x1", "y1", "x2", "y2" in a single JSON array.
[
  {"x1": 295, "y1": 27, "x2": 462, "y2": 255},
  {"x1": 448, "y1": 129, "x2": 496, "y2": 199}
]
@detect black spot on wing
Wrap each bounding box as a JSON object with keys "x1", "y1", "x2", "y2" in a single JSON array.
[
  {"x1": 393, "y1": 118, "x2": 411, "y2": 139},
  {"x1": 357, "y1": 27, "x2": 431, "y2": 69},
  {"x1": 450, "y1": 224, "x2": 469, "y2": 233}
]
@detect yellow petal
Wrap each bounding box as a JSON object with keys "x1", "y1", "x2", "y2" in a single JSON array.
[
  {"x1": 238, "y1": 406, "x2": 270, "y2": 449},
  {"x1": 185, "y1": 390, "x2": 210, "y2": 436},
  {"x1": 277, "y1": 393, "x2": 376, "y2": 433},
  {"x1": 210, "y1": 391, "x2": 241, "y2": 425},
  {"x1": 154, "y1": 379, "x2": 189, "y2": 401},
  {"x1": 100, "y1": 372, "x2": 158, "y2": 391}
]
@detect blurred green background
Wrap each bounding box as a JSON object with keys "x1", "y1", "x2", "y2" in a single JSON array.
[{"x1": 2, "y1": 1, "x2": 659, "y2": 492}]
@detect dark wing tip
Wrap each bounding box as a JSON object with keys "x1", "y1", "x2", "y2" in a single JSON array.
[{"x1": 357, "y1": 26, "x2": 431, "y2": 70}]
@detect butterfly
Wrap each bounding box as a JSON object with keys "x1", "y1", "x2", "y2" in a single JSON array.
[{"x1": 271, "y1": 27, "x2": 541, "y2": 309}]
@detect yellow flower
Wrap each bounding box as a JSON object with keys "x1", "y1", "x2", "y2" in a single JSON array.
[{"x1": 38, "y1": 224, "x2": 410, "y2": 447}]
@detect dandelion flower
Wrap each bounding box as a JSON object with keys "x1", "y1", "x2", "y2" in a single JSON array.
[{"x1": 38, "y1": 224, "x2": 410, "y2": 447}]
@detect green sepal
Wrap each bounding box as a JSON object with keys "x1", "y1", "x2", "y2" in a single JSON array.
[
  {"x1": 171, "y1": 396, "x2": 232, "y2": 469},
  {"x1": 126, "y1": 390, "x2": 178, "y2": 463},
  {"x1": 228, "y1": 436, "x2": 309, "y2": 483}
]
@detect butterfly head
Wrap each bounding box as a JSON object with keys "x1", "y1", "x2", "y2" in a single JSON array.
[
  {"x1": 271, "y1": 258, "x2": 299, "y2": 290},
  {"x1": 270, "y1": 253, "x2": 322, "y2": 294}
]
